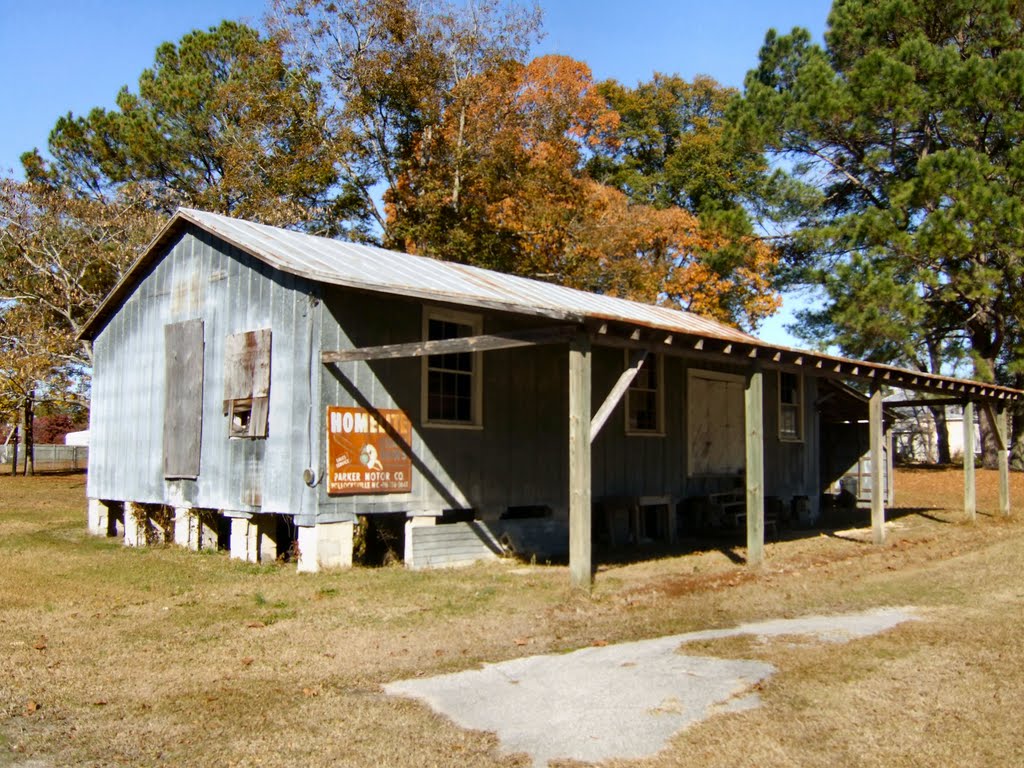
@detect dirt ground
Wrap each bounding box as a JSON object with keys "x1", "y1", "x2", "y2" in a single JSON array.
[{"x1": 2, "y1": 466, "x2": 1024, "y2": 767}]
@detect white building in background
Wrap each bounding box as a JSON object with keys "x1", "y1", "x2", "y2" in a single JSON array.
[
  {"x1": 889, "y1": 400, "x2": 980, "y2": 463},
  {"x1": 64, "y1": 430, "x2": 90, "y2": 447}
]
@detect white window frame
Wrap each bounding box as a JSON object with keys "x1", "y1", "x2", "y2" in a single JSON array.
[
  {"x1": 421, "y1": 307, "x2": 483, "y2": 429},
  {"x1": 778, "y1": 370, "x2": 804, "y2": 443},
  {"x1": 624, "y1": 351, "x2": 664, "y2": 436},
  {"x1": 686, "y1": 368, "x2": 746, "y2": 477}
]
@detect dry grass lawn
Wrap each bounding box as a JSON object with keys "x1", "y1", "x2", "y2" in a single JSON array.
[{"x1": 2, "y1": 467, "x2": 1024, "y2": 767}]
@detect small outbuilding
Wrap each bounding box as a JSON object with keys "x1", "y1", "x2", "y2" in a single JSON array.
[{"x1": 79, "y1": 209, "x2": 1020, "y2": 585}]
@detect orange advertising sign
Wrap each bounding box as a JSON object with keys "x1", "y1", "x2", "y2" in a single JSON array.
[{"x1": 326, "y1": 406, "x2": 413, "y2": 495}]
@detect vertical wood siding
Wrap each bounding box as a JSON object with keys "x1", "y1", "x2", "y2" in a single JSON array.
[{"x1": 316, "y1": 290, "x2": 822, "y2": 524}]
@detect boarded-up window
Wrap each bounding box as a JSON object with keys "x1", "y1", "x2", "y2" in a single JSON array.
[
  {"x1": 687, "y1": 369, "x2": 745, "y2": 476},
  {"x1": 223, "y1": 329, "x2": 271, "y2": 438},
  {"x1": 164, "y1": 319, "x2": 204, "y2": 479}
]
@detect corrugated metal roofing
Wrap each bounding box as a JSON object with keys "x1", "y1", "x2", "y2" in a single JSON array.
[
  {"x1": 173, "y1": 208, "x2": 755, "y2": 344},
  {"x1": 79, "y1": 208, "x2": 1023, "y2": 401}
]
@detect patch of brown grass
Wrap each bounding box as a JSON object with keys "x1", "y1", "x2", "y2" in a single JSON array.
[{"x1": 2, "y1": 468, "x2": 1024, "y2": 767}]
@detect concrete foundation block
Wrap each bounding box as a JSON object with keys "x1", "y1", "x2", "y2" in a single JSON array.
[
  {"x1": 123, "y1": 502, "x2": 145, "y2": 547},
  {"x1": 229, "y1": 517, "x2": 259, "y2": 563},
  {"x1": 296, "y1": 521, "x2": 354, "y2": 573},
  {"x1": 173, "y1": 507, "x2": 192, "y2": 548},
  {"x1": 176, "y1": 509, "x2": 217, "y2": 551},
  {"x1": 404, "y1": 515, "x2": 437, "y2": 567},
  {"x1": 87, "y1": 499, "x2": 112, "y2": 537}
]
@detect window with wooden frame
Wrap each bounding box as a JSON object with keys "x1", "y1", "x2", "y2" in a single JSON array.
[
  {"x1": 778, "y1": 371, "x2": 803, "y2": 442},
  {"x1": 422, "y1": 308, "x2": 482, "y2": 427},
  {"x1": 625, "y1": 352, "x2": 663, "y2": 435},
  {"x1": 223, "y1": 329, "x2": 271, "y2": 439}
]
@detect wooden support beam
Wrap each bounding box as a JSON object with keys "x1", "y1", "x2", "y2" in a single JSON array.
[
  {"x1": 568, "y1": 332, "x2": 593, "y2": 590},
  {"x1": 321, "y1": 325, "x2": 574, "y2": 363},
  {"x1": 886, "y1": 427, "x2": 896, "y2": 508},
  {"x1": 994, "y1": 404, "x2": 1011, "y2": 517},
  {"x1": 586, "y1": 332, "x2": 1022, "y2": 402},
  {"x1": 963, "y1": 400, "x2": 976, "y2": 522},
  {"x1": 745, "y1": 368, "x2": 765, "y2": 568},
  {"x1": 884, "y1": 397, "x2": 967, "y2": 408},
  {"x1": 983, "y1": 402, "x2": 1008, "y2": 452},
  {"x1": 869, "y1": 385, "x2": 886, "y2": 545},
  {"x1": 590, "y1": 349, "x2": 647, "y2": 442}
]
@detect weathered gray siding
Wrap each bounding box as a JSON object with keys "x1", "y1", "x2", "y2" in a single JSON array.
[
  {"x1": 88, "y1": 228, "x2": 823, "y2": 526},
  {"x1": 88, "y1": 226, "x2": 319, "y2": 517},
  {"x1": 315, "y1": 289, "x2": 822, "y2": 524},
  {"x1": 762, "y1": 373, "x2": 820, "y2": 503},
  {"x1": 315, "y1": 289, "x2": 570, "y2": 523}
]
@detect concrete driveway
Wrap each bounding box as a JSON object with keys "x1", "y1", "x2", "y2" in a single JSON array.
[{"x1": 384, "y1": 607, "x2": 917, "y2": 767}]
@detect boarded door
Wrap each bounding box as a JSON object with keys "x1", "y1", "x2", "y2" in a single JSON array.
[
  {"x1": 164, "y1": 319, "x2": 204, "y2": 478},
  {"x1": 688, "y1": 370, "x2": 745, "y2": 476}
]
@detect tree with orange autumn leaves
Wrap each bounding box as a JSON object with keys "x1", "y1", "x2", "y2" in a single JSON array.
[
  {"x1": 268, "y1": 1, "x2": 778, "y2": 328},
  {"x1": 383, "y1": 53, "x2": 779, "y2": 330}
]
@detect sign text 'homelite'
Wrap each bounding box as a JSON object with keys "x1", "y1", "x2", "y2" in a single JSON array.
[{"x1": 326, "y1": 406, "x2": 412, "y2": 495}]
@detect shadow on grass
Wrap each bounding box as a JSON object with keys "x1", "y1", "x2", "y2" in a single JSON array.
[{"x1": 591, "y1": 503, "x2": 970, "y2": 571}]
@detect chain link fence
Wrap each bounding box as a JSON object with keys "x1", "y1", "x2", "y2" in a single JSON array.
[{"x1": 1, "y1": 444, "x2": 89, "y2": 474}]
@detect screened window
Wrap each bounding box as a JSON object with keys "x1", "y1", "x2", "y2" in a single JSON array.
[
  {"x1": 422, "y1": 309, "x2": 481, "y2": 426},
  {"x1": 626, "y1": 353, "x2": 663, "y2": 435},
  {"x1": 778, "y1": 371, "x2": 803, "y2": 442}
]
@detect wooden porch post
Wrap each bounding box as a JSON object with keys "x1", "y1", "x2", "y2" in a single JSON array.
[
  {"x1": 963, "y1": 400, "x2": 976, "y2": 522},
  {"x1": 569, "y1": 332, "x2": 593, "y2": 590},
  {"x1": 996, "y1": 404, "x2": 1011, "y2": 517},
  {"x1": 885, "y1": 426, "x2": 896, "y2": 508},
  {"x1": 745, "y1": 367, "x2": 765, "y2": 568},
  {"x1": 869, "y1": 385, "x2": 886, "y2": 545}
]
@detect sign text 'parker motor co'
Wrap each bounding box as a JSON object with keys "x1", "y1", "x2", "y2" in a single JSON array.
[{"x1": 326, "y1": 406, "x2": 413, "y2": 495}]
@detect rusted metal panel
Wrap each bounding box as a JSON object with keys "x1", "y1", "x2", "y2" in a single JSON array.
[
  {"x1": 224, "y1": 330, "x2": 268, "y2": 400},
  {"x1": 223, "y1": 328, "x2": 272, "y2": 438}
]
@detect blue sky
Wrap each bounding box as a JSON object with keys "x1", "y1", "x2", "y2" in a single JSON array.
[{"x1": 0, "y1": 0, "x2": 832, "y2": 343}]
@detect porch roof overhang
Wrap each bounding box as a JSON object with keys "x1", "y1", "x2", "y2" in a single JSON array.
[
  {"x1": 322, "y1": 319, "x2": 1022, "y2": 404},
  {"x1": 578, "y1": 323, "x2": 1022, "y2": 403}
]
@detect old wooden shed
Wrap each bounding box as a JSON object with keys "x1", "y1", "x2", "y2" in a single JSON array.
[{"x1": 80, "y1": 209, "x2": 1021, "y2": 584}]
